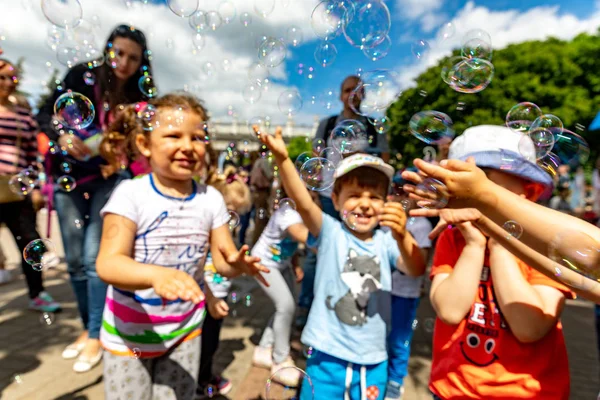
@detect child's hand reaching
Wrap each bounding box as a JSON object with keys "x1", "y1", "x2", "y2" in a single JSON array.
[
  {"x1": 152, "y1": 268, "x2": 205, "y2": 304},
  {"x1": 411, "y1": 207, "x2": 484, "y2": 240},
  {"x1": 379, "y1": 201, "x2": 408, "y2": 242},
  {"x1": 256, "y1": 125, "x2": 288, "y2": 162},
  {"x1": 220, "y1": 244, "x2": 271, "y2": 287},
  {"x1": 456, "y1": 221, "x2": 487, "y2": 248},
  {"x1": 207, "y1": 297, "x2": 229, "y2": 319}
]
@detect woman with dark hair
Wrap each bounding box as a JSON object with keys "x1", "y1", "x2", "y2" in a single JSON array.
[{"x1": 36, "y1": 24, "x2": 153, "y2": 373}]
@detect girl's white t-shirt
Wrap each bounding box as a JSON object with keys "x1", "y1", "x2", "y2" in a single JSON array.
[
  {"x1": 251, "y1": 207, "x2": 303, "y2": 270},
  {"x1": 99, "y1": 174, "x2": 229, "y2": 357}
]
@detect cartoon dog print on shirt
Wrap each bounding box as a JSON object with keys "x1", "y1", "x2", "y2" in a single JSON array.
[{"x1": 326, "y1": 249, "x2": 382, "y2": 326}]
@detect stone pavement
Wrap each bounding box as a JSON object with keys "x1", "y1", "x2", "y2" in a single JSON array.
[{"x1": 0, "y1": 262, "x2": 598, "y2": 400}]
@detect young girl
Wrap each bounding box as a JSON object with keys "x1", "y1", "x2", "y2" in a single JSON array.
[
  {"x1": 251, "y1": 178, "x2": 309, "y2": 386},
  {"x1": 96, "y1": 93, "x2": 268, "y2": 400},
  {"x1": 197, "y1": 164, "x2": 253, "y2": 396}
]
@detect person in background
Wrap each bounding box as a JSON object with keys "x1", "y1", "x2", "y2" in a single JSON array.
[
  {"x1": 549, "y1": 186, "x2": 573, "y2": 214},
  {"x1": 250, "y1": 153, "x2": 274, "y2": 245},
  {"x1": 0, "y1": 56, "x2": 60, "y2": 311},
  {"x1": 592, "y1": 158, "x2": 600, "y2": 214},
  {"x1": 36, "y1": 24, "x2": 153, "y2": 373},
  {"x1": 238, "y1": 153, "x2": 258, "y2": 245},
  {"x1": 570, "y1": 166, "x2": 586, "y2": 213}
]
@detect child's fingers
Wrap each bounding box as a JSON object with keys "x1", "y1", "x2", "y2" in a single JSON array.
[
  {"x1": 274, "y1": 126, "x2": 283, "y2": 140},
  {"x1": 409, "y1": 208, "x2": 438, "y2": 217},
  {"x1": 378, "y1": 213, "x2": 405, "y2": 225},
  {"x1": 218, "y1": 301, "x2": 230, "y2": 313},
  {"x1": 429, "y1": 219, "x2": 449, "y2": 240},
  {"x1": 401, "y1": 170, "x2": 424, "y2": 184},
  {"x1": 438, "y1": 158, "x2": 473, "y2": 172}
]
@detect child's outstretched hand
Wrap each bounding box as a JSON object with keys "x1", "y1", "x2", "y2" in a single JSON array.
[
  {"x1": 256, "y1": 125, "x2": 288, "y2": 162},
  {"x1": 152, "y1": 268, "x2": 205, "y2": 304},
  {"x1": 411, "y1": 207, "x2": 484, "y2": 240},
  {"x1": 456, "y1": 221, "x2": 486, "y2": 248},
  {"x1": 220, "y1": 244, "x2": 271, "y2": 287},
  {"x1": 379, "y1": 201, "x2": 408, "y2": 242},
  {"x1": 207, "y1": 297, "x2": 229, "y2": 319}
]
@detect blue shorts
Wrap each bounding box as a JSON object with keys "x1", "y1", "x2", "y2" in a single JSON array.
[{"x1": 300, "y1": 350, "x2": 387, "y2": 400}]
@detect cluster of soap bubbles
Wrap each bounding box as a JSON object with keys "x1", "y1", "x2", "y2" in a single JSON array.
[
  {"x1": 505, "y1": 102, "x2": 590, "y2": 169},
  {"x1": 440, "y1": 29, "x2": 495, "y2": 94}
]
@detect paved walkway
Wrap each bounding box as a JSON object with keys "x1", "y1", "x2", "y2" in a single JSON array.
[{"x1": 0, "y1": 262, "x2": 598, "y2": 400}]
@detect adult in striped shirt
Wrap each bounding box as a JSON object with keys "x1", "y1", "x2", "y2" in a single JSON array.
[{"x1": 0, "y1": 57, "x2": 61, "y2": 312}]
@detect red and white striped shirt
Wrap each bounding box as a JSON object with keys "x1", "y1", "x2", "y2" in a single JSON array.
[{"x1": 0, "y1": 106, "x2": 38, "y2": 176}]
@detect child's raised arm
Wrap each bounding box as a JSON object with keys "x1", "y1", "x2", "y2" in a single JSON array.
[
  {"x1": 258, "y1": 126, "x2": 323, "y2": 237},
  {"x1": 97, "y1": 214, "x2": 204, "y2": 303},
  {"x1": 488, "y1": 238, "x2": 567, "y2": 343}
]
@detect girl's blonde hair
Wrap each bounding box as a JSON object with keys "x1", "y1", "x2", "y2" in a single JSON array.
[
  {"x1": 100, "y1": 93, "x2": 217, "y2": 178},
  {"x1": 208, "y1": 164, "x2": 252, "y2": 215}
]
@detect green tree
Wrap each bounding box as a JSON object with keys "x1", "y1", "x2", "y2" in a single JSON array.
[
  {"x1": 388, "y1": 33, "x2": 600, "y2": 167},
  {"x1": 286, "y1": 135, "x2": 312, "y2": 161}
]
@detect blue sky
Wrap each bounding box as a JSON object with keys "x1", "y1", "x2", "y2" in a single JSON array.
[{"x1": 1, "y1": 0, "x2": 599, "y2": 127}]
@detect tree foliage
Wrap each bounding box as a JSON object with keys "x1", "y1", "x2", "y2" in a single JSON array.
[
  {"x1": 287, "y1": 135, "x2": 312, "y2": 162},
  {"x1": 388, "y1": 32, "x2": 600, "y2": 167}
]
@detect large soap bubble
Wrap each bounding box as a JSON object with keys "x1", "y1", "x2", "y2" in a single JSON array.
[{"x1": 342, "y1": 0, "x2": 391, "y2": 49}]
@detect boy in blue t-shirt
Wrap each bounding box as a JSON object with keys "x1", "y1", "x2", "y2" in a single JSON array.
[{"x1": 259, "y1": 127, "x2": 428, "y2": 399}]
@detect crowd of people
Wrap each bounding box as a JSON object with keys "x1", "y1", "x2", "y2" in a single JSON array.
[{"x1": 1, "y1": 23, "x2": 600, "y2": 400}]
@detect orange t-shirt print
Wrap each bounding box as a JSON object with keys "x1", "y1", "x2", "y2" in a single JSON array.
[{"x1": 428, "y1": 227, "x2": 573, "y2": 400}]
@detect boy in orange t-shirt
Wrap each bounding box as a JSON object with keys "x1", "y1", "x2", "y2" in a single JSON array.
[{"x1": 428, "y1": 126, "x2": 573, "y2": 400}]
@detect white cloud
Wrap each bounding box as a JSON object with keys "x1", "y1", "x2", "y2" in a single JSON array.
[
  {"x1": 0, "y1": 0, "x2": 321, "y2": 125},
  {"x1": 395, "y1": 1, "x2": 600, "y2": 90},
  {"x1": 395, "y1": 0, "x2": 445, "y2": 32}
]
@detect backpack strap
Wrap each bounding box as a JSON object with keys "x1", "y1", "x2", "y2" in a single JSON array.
[{"x1": 323, "y1": 115, "x2": 338, "y2": 145}]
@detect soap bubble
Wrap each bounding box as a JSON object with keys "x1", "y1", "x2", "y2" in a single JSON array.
[
  {"x1": 552, "y1": 129, "x2": 590, "y2": 168},
  {"x1": 359, "y1": 69, "x2": 401, "y2": 111},
  {"x1": 206, "y1": 11, "x2": 223, "y2": 31},
  {"x1": 138, "y1": 76, "x2": 158, "y2": 98},
  {"x1": 342, "y1": 0, "x2": 391, "y2": 49},
  {"x1": 409, "y1": 111, "x2": 454, "y2": 145},
  {"x1": 319, "y1": 147, "x2": 343, "y2": 166},
  {"x1": 549, "y1": 230, "x2": 600, "y2": 281},
  {"x1": 227, "y1": 210, "x2": 240, "y2": 230},
  {"x1": 314, "y1": 41, "x2": 337, "y2": 67},
  {"x1": 286, "y1": 26, "x2": 303, "y2": 47},
  {"x1": 132, "y1": 348, "x2": 141, "y2": 359},
  {"x1": 372, "y1": 116, "x2": 391, "y2": 135},
  {"x1": 461, "y1": 29, "x2": 493, "y2": 61},
  {"x1": 60, "y1": 161, "x2": 72, "y2": 174},
  {"x1": 83, "y1": 71, "x2": 95, "y2": 85},
  {"x1": 56, "y1": 44, "x2": 80, "y2": 68},
  {"x1": 363, "y1": 35, "x2": 391, "y2": 61},
  {"x1": 9, "y1": 174, "x2": 35, "y2": 196},
  {"x1": 312, "y1": 138, "x2": 326, "y2": 153},
  {"x1": 415, "y1": 178, "x2": 449, "y2": 209},
  {"x1": 23, "y1": 239, "x2": 55, "y2": 267},
  {"x1": 502, "y1": 220, "x2": 523, "y2": 239},
  {"x1": 57, "y1": 175, "x2": 77, "y2": 192},
  {"x1": 519, "y1": 127, "x2": 555, "y2": 160},
  {"x1": 295, "y1": 152, "x2": 312, "y2": 170},
  {"x1": 258, "y1": 37, "x2": 286, "y2": 68},
  {"x1": 411, "y1": 39, "x2": 430, "y2": 59},
  {"x1": 240, "y1": 11, "x2": 252, "y2": 27},
  {"x1": 248, "y1": 116, "x2": 270, "y2": 137},
  {"x1": 218, "y1": 1, "x2": 237, "y2": 23},
  {"x1": 342, "y1": 210, "x2": 359, "y2": 231},
  {"x1": 265, "y1": 367, "x2": 314, "y2": 398},
  {"x1": 244, "y1": 294, "x2": 252, "y2": 307},
  {"x1": 54, "y1": 92, "x2": 95, "y2": 130},
  {"x1": 138, "y1": 103, "x2": 158, "y2": 131},
  {"x1": 303, "y1": 345, "x2": 315, "y2": 359},
  {"x1": 248, "y1": 62, "x2": 270, "y2": 84},
  {"x1": 167, "y1": 0, "x2": 199, "y2": 17},
  {"x1": 530, "y1": 114, "x2": 563, "y2": 135},
  {"x1": 41, "y1": 0, "x2": 82, "y2": 28},
  {"x1": 277, "y1": 90, "x2": 303, "y2": 116},
  {"x1": 331, "y1": 120, "x2": 367, "y2": 154},
  {"x1": 300, "y1": 157, "x2": 336, "y2": 192},
  {"x1": 321, "y1": 89, "x2": 337, "y2": 111},
  {"x1": 439, "y1": 22, "x2": 455, "y2": 40},
  {"x1": 258, "y1": 208, "x2": 267, "y2": 220},
  {"x1": 506, "y1": 102, "x2": 543, "y2": 133},
  {"x1": 189, "y1": 10, "x2": 208, "y2": 31},
  {"x1": 276, "y1": 198, "x2": 296, "y2": 214},
  {"x1": 254, "y1": 0, "x2": 276, "y2": 17},
  {"x1": 242, "y1": 83, "x2": 262, "y2": 104},
  {"x1": 40, "y1": 312, "x2": 56, "y2": 326},
  {"x1": 446, "y1": 58, "x2": 494, "y2": 94},
  {"x1": 537, "y1": 152, "x2": 561, "y2": 178},
  {"x1": 440, "y1": 56, "x2": 465, "y2": 85},
  {"x1": 311, "y1": 0, "x2": 350, "y2": 40},
  {"x1": 202, "y1": 61, "x2": 216, "y2": 77}
]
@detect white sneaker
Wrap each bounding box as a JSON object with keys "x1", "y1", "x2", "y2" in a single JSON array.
[
  {"x1": 73, "y1": 350, "x2": 103, "y2": 373},
  {"x1": 252, "y1": 346, "x2": 273, "y2": 369},
  {"x1": 270, "y1": 358, "x2": 302, "y2": 387}
]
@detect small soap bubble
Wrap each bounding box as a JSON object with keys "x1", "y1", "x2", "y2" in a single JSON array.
[
  {"x1": 230, "y1": 292, "x2": 238, "y2": 304},
  {"x1": 446, "y1": 58, "x2": 495, "y2": 94},
  {"x1": 258, "y1": 208, "x2": 267, "y2": 220},
  {"x1": 530, "y1": 114, "x2": 563, "y2": 135},
  {"x1": 411, "y1": 39, "x2": 430, "y2": 59},
  {"x1": 552, "y1": 129, "x2": 590, "y2": 168},
  {"x1": 300, "y1": 157, "x2": 335, "y2": 192},
  {"x1": 245, "y1": 294, "x2": 252, "y2": 307},
  {"x1": 502, "y1": 220, "x2": 523, "y2": 239},
  {"x1": 132, "y1": 347, "x2": 141, "y2": 359},
  {"x1": 303, "y1": 345, "x2": 315, "y2": 359},
  {"x1": 83, "y1": 71, "x2": 95, "y2": 85},
  {"x1": 277, "y1": 198, "x2": 296, "y2": 214},
  {"x1": 60, "y1": 161, "x2": 72, "y2": 174},
  {"x1": 40, "y1": 312, "x2": 55, "y2": 326},
  {"x1": 41, "y1": 0, "x2": 82, "y2": 28},
  {"x1": 312, "y1": 138, "x2": 326, "y2": 154},
  {"x1": 400, "y1": 199, "x2": 411, "y2": 211},
  {"x1": 411, "y1": 319, "x2": 419, "y2": 330},
  {"x1": 265, "y1": 367, "x2": 314, "y2": 398},
  {"x1": 415, "y1": 178, "x2": 449, "y2": 209},
  {"x1": 206, "y1": 10, "x2": 223, "y2": 31},
  {"x1": 258, "y1": 37, "x2": 286, "y2": 68},
  {"x1": 311, "y1": 0, "x2": 347, "y2": 39},
  {"x1": 13, "y1": 374, "x2": 23, "y2": 384},
  {"x1": 439, "y1": 22, "x2": 455, "y2": 40},
  {"x1": 319, "y1": 147, "x2": 342, "y2": 166},
  {"x1": 138, "y1": 75, "x2": 158, "y2": 98},
  {"x1": 505, "y1": 102, "x2": 542, "y2": 133},
  {"x1": 227, "y1": 211, "x2": 240, "y2": 230},
  {"x1": 549, "y1": 230, "x2": 600, "y2": 281},
  {"x1": 243, "y1": 83, "x2": 262, "y2": 104},
  {"x1": 190, "y1": 10, "x2": 208, "y2": 32},
  {"x1": 254, "y1": 0, "x2": 276, "y2": 18},
  {"x1": 342, "y1": 211, "x2": 359, "y2": 231},
  {"x1": 342, "y1": 0, "x2": 390, "y2": 49},
  {"x1": 240, "y1": 11, "x2": 252, "y2": 27},
  {"x1": 286, "y1": 25, "x2": 303, "y2": 47},
  {"x1": 218, "y1": 1, "x2": 237, "y2": 24},
  {"x1": 74, "y1": 219, "x2": 83, "y2": 229},
  {"x1": 461, "y1": 29, "x2": 493, "y2": 61},
  {"x1": 8, "y1": 174, "x2": 35, "y2": 196},
  {"x1": 167, "y1": 0, "x2": 199, "y2": 17},
  {"x1": 363, "y1": 35, "x2": 391, "y2": 61},
  {"x1": 23, "y1": 239, "x2": 55, "y2": 267},
  {"x1": 409, "y1": 111, "x2": 454, "y2": 145},
  {"x1": 205, "y1": 385, "x2": 216, "y2": 398},
  {"x1": 54, "y1": 91, "x2": 95, "y2": 130},
  {"x1": 57, "y1": 175, "x2": 77, "y2": 192},
  {"x1": 138, "y1": 103, "x2": 158, "y2": 131},
  {"x1": 277, "y1": 90, "x2": 303, "y2": 117},
  {"x1": 519, "y1": 128, "x2": 555, "y2": 161},
  {"x1": 314, "y1": 41, "x2": 337, "y2": 67},
  {"x1": 330, "y1": 120, "x2": 367, "y2": 154},
  {"x1": 295, "y1": 152, "x2": 312, "y2": 170}
]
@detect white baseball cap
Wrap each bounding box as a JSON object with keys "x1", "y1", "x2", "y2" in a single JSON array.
[
  {"x1": 449, "y1": 125, "x2": 553, "y2": 194},
  {"x1": 333, "y1": 153, "x2": 394, "y2": 181}
]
